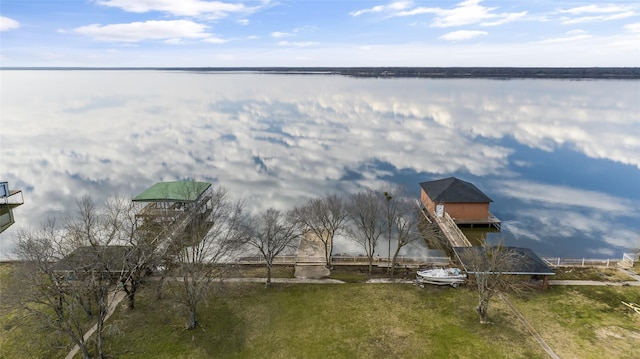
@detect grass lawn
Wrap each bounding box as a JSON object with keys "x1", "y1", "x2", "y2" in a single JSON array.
[
  {"x1": 510, "y1": 285, "x2": 640, "y2": 359},
  {"x1": 0, "y1": 263, "x2": 72, "y2": 359},
  {"x1": 102, "y1": 283, "x2": 546, "y2": 359},
  {"x1": 552, "y1": 267, "x2": 636, "y2": 281},
  {"x1": 3, "y1": 262, "x2": 640, "y2": 359}
]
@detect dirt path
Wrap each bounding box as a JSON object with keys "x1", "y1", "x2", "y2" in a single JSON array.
[
  {"x1": 64, "y1": 290, "x2": 126, "y2": 359},
  {"x1": 549, "y1": 280, "x2": 640, "y2": 286}
]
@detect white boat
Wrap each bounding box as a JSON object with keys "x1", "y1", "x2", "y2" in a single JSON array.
[{"x1": 416, "y1": 268, "x2": 466, "y2": 287}]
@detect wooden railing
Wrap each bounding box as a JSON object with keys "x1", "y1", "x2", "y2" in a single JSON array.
[
  {"x1": 620, "y1": 253, "x2": 638, "y2": 268},
  {"x1": 543, "y1": 257, "x2": 623, "y2": 268},
  {"x1": 234, "y1": 255, "x2": 450, "y2": 266}
]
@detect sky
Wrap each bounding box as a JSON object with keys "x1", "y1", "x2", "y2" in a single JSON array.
[{"x1": 0, "y1": 0, "x2": 639, "y2": 67}]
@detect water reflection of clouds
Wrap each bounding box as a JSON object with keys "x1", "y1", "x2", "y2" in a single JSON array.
[
  {"x1": 502, "y1": 206, "x2": 638, "y2": 257},
  {"x1": 1, "y1": 71, "x2": 638, "y2": 258},
  {"x1": 493, "y1": 180, "x2": 636, "y2": 214},
  {"x1": 494, "y1": 179, "x2": 640, "y2": 256}
]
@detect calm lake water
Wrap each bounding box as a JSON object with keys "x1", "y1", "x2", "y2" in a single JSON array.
[{"x1": 1, "y1": 70, "x2": 639, "y2": 259}]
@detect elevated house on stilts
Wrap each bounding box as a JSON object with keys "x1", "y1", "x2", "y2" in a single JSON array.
[{"x1": 419, "y1": 177, "x2": 501, "y2": 230}]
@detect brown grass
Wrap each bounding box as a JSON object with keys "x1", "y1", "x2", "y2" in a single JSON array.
[{"x1": 552, "y1": 267, "x2": 635, "y2": 281}]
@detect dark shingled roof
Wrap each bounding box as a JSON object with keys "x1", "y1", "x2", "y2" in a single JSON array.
[
  {"x1": 419, "y1": 177, "x2": 492, "y2": 203},
  {"x1": 453, "y1": 246, "x2": 555, "y2": 276},
  {"x1": 52, "y1": 246, "x2": 136, "y2": 273}
]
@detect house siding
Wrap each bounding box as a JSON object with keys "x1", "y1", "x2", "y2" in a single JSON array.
[
  {"x1": 443, "y1": 203, "x2": 489, "y2": 220},
  {"x1": 420, "y1": 189, "x2": 489, "y2": 220}
]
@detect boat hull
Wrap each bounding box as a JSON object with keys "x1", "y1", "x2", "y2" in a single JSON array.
[{"x1": 416, "y1": 268, "x2": 466, "y2": 287}]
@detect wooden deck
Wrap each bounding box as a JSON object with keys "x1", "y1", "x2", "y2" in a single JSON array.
[
  {"x1": 452, "y1": 212, "x2": 502, "y2": 231},
  {"x1": 451, "y1": 212, "x2": 501, "y2": 230}
]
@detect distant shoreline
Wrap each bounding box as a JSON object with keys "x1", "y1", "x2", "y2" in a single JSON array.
[{"x1": 1, "y1": 67, "x2": 639, "y2": 79}]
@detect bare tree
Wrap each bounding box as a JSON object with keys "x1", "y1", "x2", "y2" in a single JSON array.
[
  {"x1": 61, "y1": 195, "x2": 140, "y2": 358},
  {"x1": 458, "y1": 243, "x2": 525, "y2": 324},
  {"x1": 14, "y1": 219, "x2": 93, "y2": 359},
  {"x1": 346, "y1": 189, "x2": 385, "y2": 275},
  {"x1": 293, "y1": 194, "x2": 348, "y2": 268},
  {"x1": 170, "y1": 185, "x2": 246, "y2": 330},
  {"x1": 246, "y1": 208, "x2": 301, "y2": 287},
  {"x1": 13, "y1": 195, "x2": 138, "y2": 359},
  {"x1": 96, "y1": 194, "x2": 156, "y2": 310},
  {"x1": 389, "y1": 197, "x2": 424, "y2": 276}
]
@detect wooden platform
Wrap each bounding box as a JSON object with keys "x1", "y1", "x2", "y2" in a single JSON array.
[{"x1": 451, "y1": 212, "x2": 501, "y2": 230}]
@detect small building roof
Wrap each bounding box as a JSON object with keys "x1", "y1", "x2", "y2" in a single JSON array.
[
  {"x1": 52, "y1": 245, "x2": 136, "y2": 273},
  {"x1": 133, "y1": 181, "x2": 212, "y2": 202},
  {"x1": 453, "y1": 246, "x2": 555, "y2": 276},
  {"x1": 419, "y1": 177, "x2": 492, "y2": 203}
]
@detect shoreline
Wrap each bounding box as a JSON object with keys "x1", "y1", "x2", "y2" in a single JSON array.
[{"x1": 1, "y1": 66, "x2": 639, "y2": 79}]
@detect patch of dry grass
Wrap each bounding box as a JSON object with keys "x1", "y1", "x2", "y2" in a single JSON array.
[
  {"x1": 224, "y1": 264, "x2": 295, "y2": 278},
  {"x1": 511, "y1": 286, "x2": 640, "y2": 359},
  {"x1": 552, "y1": 267, "x2": 635, "y2": 281}
]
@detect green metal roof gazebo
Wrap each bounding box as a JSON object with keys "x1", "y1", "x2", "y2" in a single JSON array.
[{"x1": 132, "y1": 181, "x2": 212, "y2": 202}]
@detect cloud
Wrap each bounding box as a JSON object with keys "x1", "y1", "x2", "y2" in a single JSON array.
[
  {"x1": 350, "y1": 1, "x2": 413, "y2": 16},
  {"x1": 559, "y1": 4, "x2": 635, "y2": 15},
  {"x1": 426, "y1": 0, "x2": 501, "y2": 27},
  {"x1": 0, "y1": 16, "x2": 20, "y2": 31},
  {"x1": 560, "y1": 11, "x2": 635, "y2": 25},
  {"x1": 271, "y1": 31, "x2": 293, "y2": 38},
  {"x1": 480, "y1": 11, "x2": 527, "y2": 26},
  {"x1": 538, "y1": 30, "x2": 592, "y2": 43},
  {"x1": 68, "y1": 20, "x2": 212, "y2": 42},
  {"x1": 352, "y1": 0, "x2": 527, "y2": 28},
  {"x1": 440, "y1": 30, "x2": 487, "y2": 41},
  {"x1": 237, "y1": 19, "x2": 250, "y2": 25},
  {"x1": 277, "y1": 41, "x2": 318, "y2": 47},
  {"x1": 625, "y1": 22, "x2": 640, "y2": 32},
  {"x1": 557, "y1": 3, "x2": 637, "y2": 24},
  {"x1": 202, "y1": 36, "x2": 228, "y2": 44},
  {"x1": 95, "y1": 0, "x2": 263, "y2": 18}
]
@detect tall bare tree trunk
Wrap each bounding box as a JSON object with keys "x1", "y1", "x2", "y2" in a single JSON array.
[
  {"x1": 390, "y1": 245, "x2": 402, "y2": 276},
  {"x1": 80, "y1": 345, "x2": 91, "y2": 359},
  {"x1": 266, "y1": 262, "x2": 272, "y2": 288},
  {"x1": 476, "y1": 298, "x2": 489, "y2": 324},
  {"x1": 187, "y1": 307, "x2": 197, "y2": 330},
  {"x1": 96, "y1": 287, "x2": 108, "y2": 359}
]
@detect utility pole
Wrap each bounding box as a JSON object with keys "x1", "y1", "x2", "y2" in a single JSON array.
[{"x1": 384, "y1": 191, "x2": 392, "y2": 274}]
